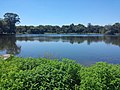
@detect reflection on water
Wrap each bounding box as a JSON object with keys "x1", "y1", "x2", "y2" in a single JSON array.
[
  {"x1": 0, "y1": 35, "x2": 21, "y2": 55},
  {"x1": 0, "y1": 34, "x2": 120, "y2": 65},
  {"x1": 16, "y1": 35, "x2": 120, "y2": 46}
]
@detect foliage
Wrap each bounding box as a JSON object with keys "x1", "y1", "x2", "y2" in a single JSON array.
[
  {"x1": 80, "y1": 62, "x2": 120, "y2": 90},
  {"x1": 0, "y1": 13, "x2": 120, "y2": 35},
  {"x1": 15, "y1": 23, "x2": 120, "y2": 35},
  {"x1": 0, "y1": 13, "x2": 20, "y2": 34},
  {"x1": 0, "y1": 57, "x2": 120, "y2": 90}
]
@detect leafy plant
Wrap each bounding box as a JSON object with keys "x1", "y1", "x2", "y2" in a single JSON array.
[{"x1": 0, "y1": 57, "x2": 120, "y2": 90}]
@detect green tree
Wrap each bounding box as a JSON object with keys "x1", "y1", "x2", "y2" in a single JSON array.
[
  {"x1": 4, "y1": 13, "x2": 20, "y2": 34},
  {"x1": 112, "y1": 23, "x2": 120, "y2": 33},
  {"x1": 0, "y1": 19, "x2": 3, "y2": 34},
  {"x1": 75, "y1": 24, "x2": 86, "y2": 33}
]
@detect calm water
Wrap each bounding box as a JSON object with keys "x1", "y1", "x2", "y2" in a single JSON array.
[{"x1": 0, "y1": 34, "x2": 120, "y2": 65}]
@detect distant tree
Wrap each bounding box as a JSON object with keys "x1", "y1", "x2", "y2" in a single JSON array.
[
  {"x1": 52, "y1": 26, "x2": 61, "y2": 33},
  {"x1": 4, "y1": 13, "x2": 20, "y2": 34},
  {"x1": 87, "y1": 23, "x2": 94, "y2": 33},
  {"x1": 105, "y1": 30, "x2": 115, "y2": 35},
  {"x1": 0, "y1": 18, "x2": 8, "y2": 34},
  {"x1": 69, "y1": 23, "x2": 75, "y2": 33},
  {"x1": 112, "y1": 23, "x2": 120, "y2": 33},
  {"x1": 61, "y1": 25, "x2": 70, "y2": 33},
  {"x1": 0, "y1": 19, "x2": 3, "y2": 34},
  {"x1": 75, "y1": 24, "x2": 86, "y2": 33}
]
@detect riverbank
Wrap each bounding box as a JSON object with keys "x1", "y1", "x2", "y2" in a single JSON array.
[{"x1": 0, "y1": 56, "x2": 119, "y2": 90}]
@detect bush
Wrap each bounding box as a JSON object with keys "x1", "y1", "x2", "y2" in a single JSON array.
[
  {"x1": 0, "y1": 57, "x2": 120, "y2": 90},
  {"x1": 80, "y1": 62, "x2": 120, "y2": 90}
]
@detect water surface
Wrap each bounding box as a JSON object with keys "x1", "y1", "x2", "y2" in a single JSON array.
[{"x1": 0, "y1": 34, "x2": 120, "y2": 65}]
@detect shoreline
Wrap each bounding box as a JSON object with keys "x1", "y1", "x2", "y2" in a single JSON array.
[{"x1": 0, "y1": 33, "x2": 120, "y2": 36}]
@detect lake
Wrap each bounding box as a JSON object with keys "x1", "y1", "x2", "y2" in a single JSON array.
[{"x1": 0, "y1": 34, "x2": 120, "y2": 65}]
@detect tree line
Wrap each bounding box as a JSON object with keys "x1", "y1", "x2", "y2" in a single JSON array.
[
  {"x1": 16, "y1": 23, "x2": 120, "y2": 35},
  {"x1": 0, "y1": 13, "x2": 120, "y2": 35}
]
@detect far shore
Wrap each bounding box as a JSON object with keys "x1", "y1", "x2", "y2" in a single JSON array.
[{"x1": 0, "y1": 33, "x2": 119, "y2": 36}]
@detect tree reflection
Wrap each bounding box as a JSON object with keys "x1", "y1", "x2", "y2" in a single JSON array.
[
  {"x1": 16, "y1": 35, "x2": 120, "y2": 47},
  {"x1": 0, "y1": 35, "x2": 21, "y2": 55}
]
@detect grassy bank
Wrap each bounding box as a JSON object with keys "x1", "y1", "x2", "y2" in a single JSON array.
[{"x1": 0, "y1": 57, "x2": 120, "y2": 90}]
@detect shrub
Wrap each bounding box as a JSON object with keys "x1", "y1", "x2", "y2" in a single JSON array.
[
  {"x1": 80, "y1": 62, "x2": 120, "y2": 90},
  {"x1": 0, "y1": 57, "x2": 120, "y2": 90}
]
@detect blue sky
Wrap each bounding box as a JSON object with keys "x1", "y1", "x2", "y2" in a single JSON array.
[{"x1": 0, "y1": 0, "x2": 120, "y2": 26}]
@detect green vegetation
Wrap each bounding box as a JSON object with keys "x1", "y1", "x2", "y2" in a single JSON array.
[
  {"x1": 0, "y1": 57, "x2": 120, "y2": 90},
  {"x1": 16, "y1": 23, "x2": 120, "y2": 35},
  {"x1": 0, "y1": 13, "x2": 120, "y2": 35},
  {"x1": 0, "y1": 13, "x2": 20, "y2": 34}
]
